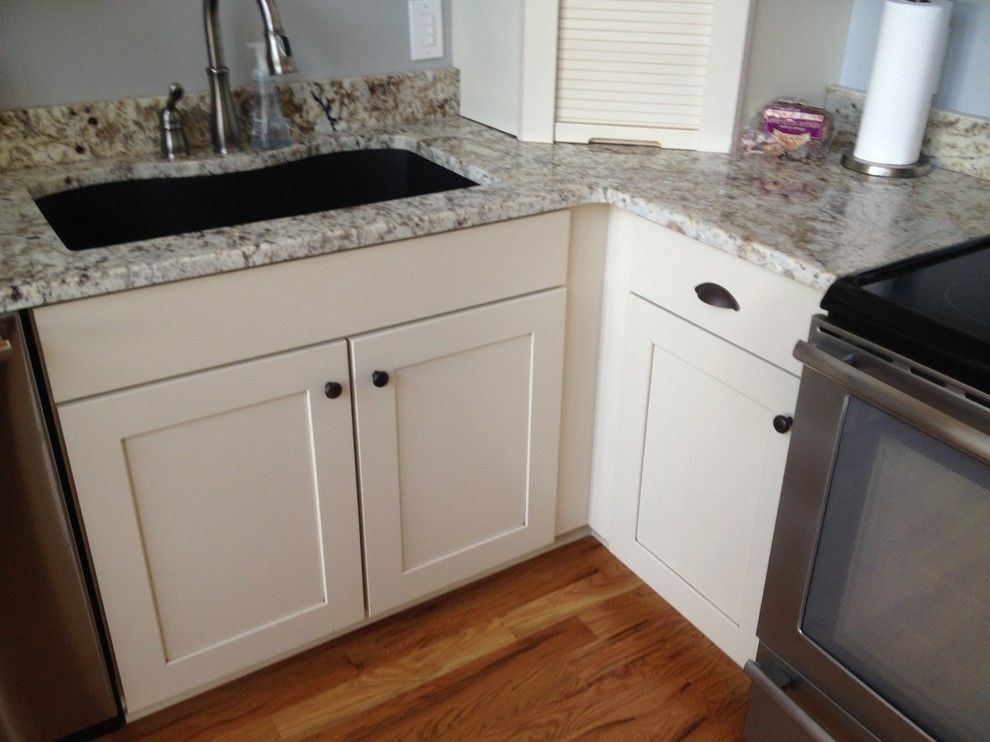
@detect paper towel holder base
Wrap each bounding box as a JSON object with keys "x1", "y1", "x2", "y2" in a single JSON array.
[{"x1": 841, "y1": 152, "x2": 933, "y2": 179}]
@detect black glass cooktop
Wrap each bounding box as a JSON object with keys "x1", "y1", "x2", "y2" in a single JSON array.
[{"x1": 822, "y1": 235, "x2": 990, "y2": 392}]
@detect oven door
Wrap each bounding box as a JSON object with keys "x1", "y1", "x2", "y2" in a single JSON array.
[{"x1": 755, "y1": 322, "x2": 990, "y2": 742}]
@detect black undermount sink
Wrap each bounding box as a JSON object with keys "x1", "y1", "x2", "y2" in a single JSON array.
[{"x1": 35, "y1": 149, "x2": 479, "y2": 251}]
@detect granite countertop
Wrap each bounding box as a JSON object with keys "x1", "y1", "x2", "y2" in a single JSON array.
[{"x1": 2, "y1": 114, "x2": 990, "y2": 314}]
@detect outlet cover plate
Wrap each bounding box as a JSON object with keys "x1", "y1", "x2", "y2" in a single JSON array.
[{"x1": 408, "y1": 0, "x2": 444, "y2": 61}]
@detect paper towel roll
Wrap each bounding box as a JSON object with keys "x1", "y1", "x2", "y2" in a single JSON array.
[{"x1": 853, "y1": 0, "x2": 953, "y2": 167}]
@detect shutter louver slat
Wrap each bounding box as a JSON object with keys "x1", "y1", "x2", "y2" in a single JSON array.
[
  {"x1": 563, "y1": 0, "x2": 715, "y2": 12},
  {"x1": 558, "y1": 82, "x2": 705, "y2": 99},
  {"x1": 558, "y1": 38, "x2": 711, "y2": 58}
]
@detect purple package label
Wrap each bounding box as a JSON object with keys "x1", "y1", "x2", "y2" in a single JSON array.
[{"x1": 763, "y1": 111, "x2": 825, "y2": 141}]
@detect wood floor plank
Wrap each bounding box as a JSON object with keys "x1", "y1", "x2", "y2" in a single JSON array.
[
  {"x1": 318, "y1": 617, "x2": 597, "y2": 741},
  {"x1": 501, "y1": 567, "x2": 642, "y2": 637},
  {"x1": 273, "y1": 618, "x2": 520, "y2": 739},
  {"x1": 480, "y1": 633, "x2": 746, "y2": 741},
  {"x1": 473, "y1": 585, "x2": 748, "y2": 739},
  {"x1": 576, "y1": 584, "x2": 672, "y2": 640},
  {"x1": 340, "y1": 537, "x2": 612, "y2": 672},
  {"x1": 109, "y1": 537, "x2": 749, "y2": 741},
  {"x1": 112, "y1": 645, "x2": 360, "y2": 741},
  {"x1": 520, "y1": 606, "x2": 746, "y2": 739}
]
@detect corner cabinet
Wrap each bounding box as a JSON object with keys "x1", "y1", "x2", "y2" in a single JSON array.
[
  {"x1": 606, "y1": 296, "x2": 797, "y2": 664},
  {"x1": 57, "y1": 341, "x2": 365, "y2": 714},
  {"x1": 353, "y1": 290, "x2": 566, "y2": 615},
  {"x1": 35, "y1": 212, "x2": 571, "y2": 718},
  {"x1": 591, "y1": 209, "x2": 823, "y2": 665}
]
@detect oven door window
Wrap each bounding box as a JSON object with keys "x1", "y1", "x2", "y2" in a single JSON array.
[{"x1": 802, "y1": 398, "x2": 989, "y2": 742}]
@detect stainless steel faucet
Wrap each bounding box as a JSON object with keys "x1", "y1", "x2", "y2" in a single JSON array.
[{"x1": 204, "y1": 0, "x2": 296, "y2": 155}]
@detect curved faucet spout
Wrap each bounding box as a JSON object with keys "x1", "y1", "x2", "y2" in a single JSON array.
[{"x1": 203, "y1": 0, "x2": 296, "y2": 154}]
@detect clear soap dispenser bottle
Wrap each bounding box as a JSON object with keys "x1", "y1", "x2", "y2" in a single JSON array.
[{"x1": 248, "y1": 41, "x2": 292, "y2": 150}]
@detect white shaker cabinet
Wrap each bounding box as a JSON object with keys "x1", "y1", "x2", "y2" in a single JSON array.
[
  {"x1": 37, "y1": 212, "x2": 571, "y2": 719},
  {"x1": 589, "y1": 209, "x2": 822, "y2": 665},
  {"x1": 353, "y1": 289, "x2": 566, "y2": 616},
  {"x1": 57, "y1": 340, "x2": 365, "y2": 715},
  {"x1": 605, "y1": 295, "x2": 798, "y2": 664}
]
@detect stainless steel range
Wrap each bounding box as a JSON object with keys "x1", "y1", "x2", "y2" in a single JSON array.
[{"x1": 744, "y1": 236, "x2": 990, "y2": 741}]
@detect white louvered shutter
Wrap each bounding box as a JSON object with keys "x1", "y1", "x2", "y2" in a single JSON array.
[{"x1": 554, "y1": 0, "x2": 752, "y2": 152}]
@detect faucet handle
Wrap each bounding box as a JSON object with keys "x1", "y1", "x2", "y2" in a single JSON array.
[{"x1": 160, "y1": 82, "x2": 189, "y2": 160}]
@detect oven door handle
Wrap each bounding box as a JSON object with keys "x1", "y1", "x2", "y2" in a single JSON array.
[{"x1": 794, "y1": 340, "x2": 988, "y2": 463}]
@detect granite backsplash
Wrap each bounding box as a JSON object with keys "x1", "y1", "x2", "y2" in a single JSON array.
[
  {"x1": 0, "y1": 67, "x2": 459, "y2": 172},
  {"x1": 825, "y1": 85, "x2": 990, "y2": 181},
  {"x1": 6, "y1": 71, "x2": 988, "y2": 184}
]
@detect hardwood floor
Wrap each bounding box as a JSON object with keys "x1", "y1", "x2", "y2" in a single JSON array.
[{"x1": 110, "y1": 537, "x2": 750, "y2": 741}]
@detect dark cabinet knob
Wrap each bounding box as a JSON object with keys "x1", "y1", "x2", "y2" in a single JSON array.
[
  {"x1": 695, "y1": 282, "x2": 740, "y2": 311},
  {"x1": 773, "y1": 415, "x2": 794, "y2": 434},
  {"x1": 372, "y1": 370, "x2": 390, "y2": 388},
  {"x1": 324, "y1": 381, "x2": 343, "y2": 399}
]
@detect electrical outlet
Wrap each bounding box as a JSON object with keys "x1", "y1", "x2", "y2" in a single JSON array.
[{"x1": 408, "y1": 0, "x2": 444, "y2": 61}]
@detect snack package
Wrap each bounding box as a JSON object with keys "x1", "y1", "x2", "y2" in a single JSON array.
[{"x1": 738, "y1": 99, "x2": 835, "y2": 161}]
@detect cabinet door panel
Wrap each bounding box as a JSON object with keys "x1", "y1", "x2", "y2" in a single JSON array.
[
  {"x1": 393, "y1": 334, "x2": 532, "y2": 570},
  {"x1": 636, "y1": 345, "x2": 774, "y2": 624},
  {"x1": 353, "y1": 289, "x2": 566, "y2": 615},
  {"x1": 122, "y1": 392, "x2": 327, "y2": 661},
  {"x1": 57, "y1": 341, "x2": 364, "y2": 716},
  {"x1": 610, "y1": 295, "x2": 798, "y2": 664}
]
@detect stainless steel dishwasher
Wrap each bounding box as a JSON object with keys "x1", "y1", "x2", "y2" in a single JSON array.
[{"x1": 0, "y1": 312, "x2": 121, "y2": 740}]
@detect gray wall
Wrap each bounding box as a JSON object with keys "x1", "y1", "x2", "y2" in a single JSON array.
[
  {"x1": 839, "y1": 0, "x2": 990, "y2": 117},
  {"x1": 0, "y1": 0, "x2": 452, "y2": 110}
]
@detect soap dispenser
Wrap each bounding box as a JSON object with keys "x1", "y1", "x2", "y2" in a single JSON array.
[
  {"x1": 159, "y1": 83, "x2": 189, "y2": 160},
  {"x1": 248, "y1": 41, "x2": 292, "y2": 150}
]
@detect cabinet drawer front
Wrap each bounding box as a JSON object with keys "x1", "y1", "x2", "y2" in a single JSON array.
[
  {"x1": 57, "y1": 341, "x2": 364, "y2": 715},
  {"x1": 616, "y1": 210, "x2": 823, "y2": 375},
  {"x1": 35, "y1": 211, "x2": 570, "y2": 404},
  {"x1": 352, "y1": 289, "x2": 566, "y2": 615}
]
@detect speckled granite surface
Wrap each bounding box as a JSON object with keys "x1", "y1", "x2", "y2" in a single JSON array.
[
  {"x1": 0, "y1": 68, "x2": 458, "y2": 172},
  {"x1": 2, "y1": 114, "x2": 990, "y2": 314},
  {"x1": 825, "y1": 85, "x2": 990, "y2": 181}
]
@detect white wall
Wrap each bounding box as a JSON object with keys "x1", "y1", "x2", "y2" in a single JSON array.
[
  {"x1": 840, "y1": 0, "x2": 990, "y2": 117},
  {"x1": 0, "y1": 0, "x2": 452, "y2": 110}
]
